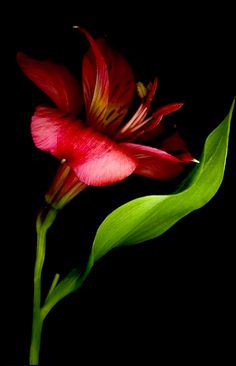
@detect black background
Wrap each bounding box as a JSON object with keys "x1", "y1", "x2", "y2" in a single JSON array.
[{"x1": 4, "y1": 3, "x2": 235, "y2": 365}]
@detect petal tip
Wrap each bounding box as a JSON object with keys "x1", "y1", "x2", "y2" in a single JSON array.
[
  {"x1": 16, "y1": 51, "x2": 26, "y2": 64},
  {"x1": 176, "y1": 102, "x2": 184, "y2": 109}
]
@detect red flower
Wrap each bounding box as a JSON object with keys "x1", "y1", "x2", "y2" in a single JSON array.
[{"x1": 17, "y1": 27, "x2": 196, "y2": 207}]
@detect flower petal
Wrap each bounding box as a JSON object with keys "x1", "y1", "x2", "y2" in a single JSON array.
[
  {"x1": 45, "y1": 163, "x2": 87, "y2": 209},
  {"x1": 95, "y1": 39, "x2": 135, "y2": 133},
  {"x1": 31, "y1": 106, "x2": 137, "y2": 186},
  {"x1": 152, "y1": 103, "x2": 184, "y2": 119},
  {"x1": 80, "y1": 28, "x2": 109, "y2": 129},
  {"x1": 136, "y1": 103, "x2": 183, "y2": 141},
  {"x1": 158, "y1": 131, "x2": 195, "y2": 162},
  {"x1": 137, "y1": 103, "x2": 183, "y2": 141},
  {"x1": 31, "y1": 106, "x2": 65, "y2": 154},
  {"x1": 121, "y1": 143, "x2": 192, "y2": 180},
  {"x1": 17, "y1": 52, "x2": 82, "y2": 115}
]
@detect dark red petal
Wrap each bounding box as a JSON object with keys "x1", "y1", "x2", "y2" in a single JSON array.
[
  {"x1": 158, "y1": 131, "x2": 195, "y2": 162},
  {"x1": 17, "y1": 52, "x2": 82, "y2": 115},
  {"x1": 136, "y1": 103, "x2": 183, "y2": 142},
  {"x1": 31, "y1": 106, "x2": 137, "y2": 186},
  {"x1": 152, "y1": 103, "x2": 184, "y2": 118},
  {"x1": 95, "y1": 39, "x2": 135, "y2": 133},
  {"x1": 80, "y1": 28, "x2": 109, "y2": 128},
  {"x1": 121, "y1": 143, "x2": 192, "y2": 180}
]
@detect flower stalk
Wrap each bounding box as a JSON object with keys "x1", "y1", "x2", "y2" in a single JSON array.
[{"x1": 29, "y1": 207, "x2": 57, "y2": 365}]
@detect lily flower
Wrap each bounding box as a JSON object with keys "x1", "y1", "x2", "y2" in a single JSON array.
[{"x1": 17, "y1": 27, "x2": 196, "y2": 208}]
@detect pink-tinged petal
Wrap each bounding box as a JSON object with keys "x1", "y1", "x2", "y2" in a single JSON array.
[
  {"x1": 31, "y1": 106, "x2": 137, "y2": 186},
  {"x1": 31, "y1": 106, "x2": 66, "y2": 154},
  {"x1": 121, "y1": 143, "x2": 192, "y2": 180},
  {"x1": 17, "y1": 52, "x2": 82, "y2": 115},
  {"x1": 95, "y1": 39, "x2": 135, "y2": 133},
  {"x1": 79, "y1": 27, "x2": 109, "y2": 129}
]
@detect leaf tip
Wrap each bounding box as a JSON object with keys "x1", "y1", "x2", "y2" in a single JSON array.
[{"x1": 228, "y1": 98, "x2": 235, "y2": 120}]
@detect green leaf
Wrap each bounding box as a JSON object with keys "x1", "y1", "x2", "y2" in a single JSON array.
[
  {"x1": 41, "y1": 269, "x2": 80, "y2": 319},
  {"x1": 41, "y1": 255, "x2": 94, "y2": 318},
  {"x1": 92, "y1": 101, "x2": 234, "y2": 262}
]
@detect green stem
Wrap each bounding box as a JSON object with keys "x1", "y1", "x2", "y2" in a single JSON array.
[{"x1": 29, "y1": 207, "x2": 57, "y2": 365}]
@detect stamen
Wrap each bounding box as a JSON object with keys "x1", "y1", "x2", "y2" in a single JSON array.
[
  {"x1": 119, "y1": 105, "x2": 147, "y2": 133},
  {"x1": 129, "y1": 116, "x2": 154, "y2": 133},
  {"x1": 137, "y1": 82, "x2": 148, "y2": 99}
]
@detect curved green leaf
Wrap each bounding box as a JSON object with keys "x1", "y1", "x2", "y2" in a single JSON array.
[{"x1": 92, "y1": 101, "x2": 234, "y2": 262}]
